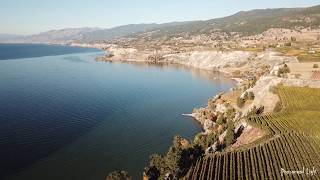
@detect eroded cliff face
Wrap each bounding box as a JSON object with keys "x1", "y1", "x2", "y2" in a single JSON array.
[
  {"x1": 163, "y1": 51, "x2": 253, "y2": 71},
  {"x1": 241, "y1": 71, "x2": 320, "y2": 115},
  {"x1": 100, "y1": 46, "x2": 298, "y2": 77}
]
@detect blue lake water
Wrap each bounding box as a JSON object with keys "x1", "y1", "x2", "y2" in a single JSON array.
[{"x1": 0, "y1": 44, "x2": 235, "y2": 179}]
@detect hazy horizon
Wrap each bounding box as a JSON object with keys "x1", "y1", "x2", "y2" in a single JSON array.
[{"x1": 1, "y1": 0, "x2": 319, "y2": 35}]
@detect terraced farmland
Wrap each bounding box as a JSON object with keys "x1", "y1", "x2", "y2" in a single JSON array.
[{"x1": 187, "y1": 86, "x2": 320, "y2": 179}]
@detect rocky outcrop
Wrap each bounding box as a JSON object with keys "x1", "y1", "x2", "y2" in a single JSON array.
[{"x1": 242, "y1": 76, "x2": 282, "y2": 114}]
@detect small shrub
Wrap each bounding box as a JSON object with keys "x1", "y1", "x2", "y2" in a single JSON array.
[
  {"x1": 225, "y1": 108, "x2": 236, "y2": 120},
  {"x1": 283, "y1": 64, "x2": 290, "y2": 73},
  {"x1": 294, "y1": 74, "x2": 301, "y2": 78},
  {"x1": 248, "y1": 92, "x2": 255, "y2": 100},
  {"x1": 243, "y1": 92, "x2": 248, "y2": 100},
  {"x1": 284, "y1": 42, "x2": 292, "y2": 46},
  {"x1": 216, "y1": 114, "x2": 225, "y2": 125},
  {"x1": 277, "y1": 64, "x2": 290, "y2": 77},
  {"x1": 268, "y1": 44, "x2": 277, "y2": 48},
  {"x1": 247, "y1": 106, "x2": 264, "y2": 116},
  {"x1": 313, "y1": 64, "x2": 319, "y2": 68},
  {"x1": 237, "y1": 97, "x2": 245, "y2": 108}
]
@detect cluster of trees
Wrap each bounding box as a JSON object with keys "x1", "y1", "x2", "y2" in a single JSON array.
[
  {"x1": 194, "y1": 132, "x2": 218, "y2": 149},
  {"x1": 217, "y1": 109, "x2": 236, "y2": 125},
  {"x1": 144, "y1": 135, "x2": 203, "y2": 179},
  {"x1": 144, "y1": 121, "x2": 239, "y2": 179}
]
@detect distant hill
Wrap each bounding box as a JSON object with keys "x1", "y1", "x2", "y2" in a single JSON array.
[
  {"x1": 26, "y1": 27, "x2": 100, "y2": 43},
  {"x1": 0, "y1": 23, "x2": 182, "y2": 44},
  {"x1": 1, "y1": 4, "x2": 319, "y2": 43},
  {"x1": 81, "y1": 23, "x2": 187, "y2": 42},
  {"x1": 129, "y1": 4, "x2": 320, "y2": 39},
  {"x1": 0, "y1": 28, "x2": 99, "y2": 43},
  {"x1": 0, "y1": 22, "x2": 191, "y2": 43},
  {"x1": 0, "y1": 34, "x2": 25, "y2": 43}
]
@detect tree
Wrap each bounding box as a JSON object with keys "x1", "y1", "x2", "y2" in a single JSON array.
[
  {"x1": 225, "y1": 121, "x2": 235, "y2": 147},
  {"x1": 149, "y1": 154, "x2": 166, "y2": 175},
  {"x1": 173, "y1": 135, "x2": 184, "y2": 148},
  {"x1": 106, "y1": 171, "x2": 132, "y2": 180},
  {"x1": 146, "y1": 135, "x2": 204, "y2": 179},
  {"x1": 278, "y1": 64, "x2": 290, "y2": 77},
  {"x1": 283, "y1": 64, "x2": 290, "y2": 73},
  {"x1": 144, "y1": 166, "x2": 160, "y2": 180},
  {"x1": 165, "y1": 145, "x2": 183, "y2": 176}
]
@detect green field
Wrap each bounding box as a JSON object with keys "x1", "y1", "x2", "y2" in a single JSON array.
[{"x1": 187, "y1": 86, "x2": 320, "y2": 179}]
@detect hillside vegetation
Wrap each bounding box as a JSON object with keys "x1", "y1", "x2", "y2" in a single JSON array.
[
  {"x1": 129, "y1": 5, "x2": 320, "y2": 39},
  {"x1": 187, "y1": 86, "x2": 320, "y2": 179}
]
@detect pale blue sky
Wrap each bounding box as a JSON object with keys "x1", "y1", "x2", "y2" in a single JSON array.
[{"x1": 1, "y1": 0, "x2": 319, "y2": 35}]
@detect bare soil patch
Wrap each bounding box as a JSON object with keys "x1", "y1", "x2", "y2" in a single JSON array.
[{"x1": 231, "y1": 125, "x2": 267, "y2": 149}]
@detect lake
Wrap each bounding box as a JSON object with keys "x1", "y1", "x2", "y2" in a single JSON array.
[{"x1": 0, "y1": 44, "x2": 235, "y2": 179}]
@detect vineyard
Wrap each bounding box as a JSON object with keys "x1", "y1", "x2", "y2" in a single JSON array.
[{"x1": 187, "y1": 86, "x2": 320, "y2": 179}]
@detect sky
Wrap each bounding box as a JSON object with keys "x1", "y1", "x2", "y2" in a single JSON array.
[{"x1": 0, "y1": 0, "x2": 320, "y2": 35}]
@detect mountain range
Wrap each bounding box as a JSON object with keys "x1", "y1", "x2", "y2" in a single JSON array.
[{"x1": 1, "y1": 4, "x2": 319, "y2": 44}]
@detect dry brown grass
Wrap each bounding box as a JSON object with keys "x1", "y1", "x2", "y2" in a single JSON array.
[{"x1": 221, "y1": 90, "x2": 242, "y2": 108}]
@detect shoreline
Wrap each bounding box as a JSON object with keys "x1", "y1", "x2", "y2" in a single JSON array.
[
  {"x1": 95, "y1": 50, "x2": 249, "y2": 141},
  {"x1": 93, "y1": 46, "x2": 320, "y2": 138}
]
